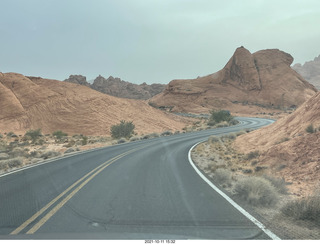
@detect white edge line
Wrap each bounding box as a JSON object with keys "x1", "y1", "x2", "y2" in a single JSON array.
[{"x1": 188, "y1": 141, "x2": 281, "y2": 240}]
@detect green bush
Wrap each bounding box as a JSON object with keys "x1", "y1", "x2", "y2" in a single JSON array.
[
  {"x1": 244, "y1": 150, "x2": 260, "y2": 160},
  {"x1": 111, "y1": 120, "x2": 135, "y2": 139},
  {"x1": 24, "y1": 129, "x2": 42, "y2": 143},
  {"x1": 306, "y1": 124, "x2": 315, "y2": 134},
  {"x1": 208, "y1": 110, "x2": 234, "y2": 125},
  {"x1": 233, "y1": 176, "x2": 279, "y2": 207},
  {"x1": 161, "y1": 131, "x2": 173, "y2": 136},
  {"x1": 53, "y1": 130, "x2": 68, "y2": 140},
  {"x1": 81, "y1": 136, "x2": 88, "y2": 145}
]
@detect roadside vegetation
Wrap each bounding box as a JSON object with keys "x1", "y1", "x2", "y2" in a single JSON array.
[
  {"x1": 111, "y1": 120, "x2": 135, "y2": 139},
  {"x1": 207, "y1": 110, "x2": 237, "y2": 126},
  {"x1": 191, "y1": 131, "x2": 320, "y2": 239}
]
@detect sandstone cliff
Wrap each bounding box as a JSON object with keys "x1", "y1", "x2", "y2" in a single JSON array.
[
  {"x1": 235, "y1": 91, "x2": 320, "y2": 196},
  {"x1": 0, "y1": 72, "x2": 187, "y2": 136},
  {"x1": 150, "y1": 47, "x2": 317, "y2": 114}
]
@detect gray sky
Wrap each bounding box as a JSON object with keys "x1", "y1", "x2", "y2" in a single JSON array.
[{"x1": 1, "y1": 0, "x2": 320, "y2": 84}]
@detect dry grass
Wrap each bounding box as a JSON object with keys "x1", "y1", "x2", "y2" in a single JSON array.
[
  {"x1": 281, "y1": 191, "x2": 320, "y2": 223},
  {"x1": 191, "y1": 131, "x2": 320, "y2": 239},
  {"x1": 233, "y1": 176, "x2": 279, "y2": 207}
]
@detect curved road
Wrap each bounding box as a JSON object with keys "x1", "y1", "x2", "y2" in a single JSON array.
[{"x1": 0, "y1": 117, "x2": 275, "y2": 239}]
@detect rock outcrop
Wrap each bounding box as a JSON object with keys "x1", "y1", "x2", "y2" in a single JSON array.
[
  {"x1": 150, "y1": 47, "x2": 317, "y2": 114},
  {"x1": 235, "y1": 91, "x2": 320, "y2": 196},
  {"x1": 0, "y1": 72, "x2": 187, "y2": 136},
  {"x1": 292, "y1": 55, "x2": 320, "y2": 90},
  {"x1": 64, "y1": 74, "x2": 166, "y2": 100},
  {"x1": 64, "y1": 75, "x2": 91, "y2": 87}
]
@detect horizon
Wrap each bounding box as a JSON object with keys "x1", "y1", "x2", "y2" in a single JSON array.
[{"x1": 1, "y1": 0, "x2": 320, "y2": 84}]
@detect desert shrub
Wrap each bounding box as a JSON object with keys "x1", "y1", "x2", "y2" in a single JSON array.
[
  {"x1": 281, "y1": 194, "x2": 320, "y2": 222},
  {"x1": 81, "y1": 136, "x2": 88, "y2": 145},
  {"x1": 236, "y1": 130, "x2": 246, "y2": 136},
  {"x1": 208, "y1": 135, "x2": 220, "y2": 144},
  {"x1": 216, "y1": 121, "x2": 229, "y2": 128},
  {"x1": 251, "y1": 160, "x2": 259, "y2": 166},
  {"x1": 40, "y1": 151, "x2": 61, "y2": 159},
  {"x1": 65, "y1": 140, "x2": 76, "y2": 148},
  {"x1": 130, "y1": 136, "x2": 141, "y2": 142},
  {"x1": 64, "y1": 148, "x2": 75, "y2": 154},
  {"x1": 10, "y1": 147, "x2": 27, "y2": 158},
  {"x1": 0, "y1": 153, "x2": 10, "y2": 160},
  {"x1": 117, "y1": 138, "x2": 127, "y2": 144},
  {"x1": 111, "y1": 120, "x2": 135, "y2": 139},
  {"x1": 53, "y1": 130, "x2": 68, "y2": 140},
  {"x1": 6, "y1": 132, "x2": 15, "y2": 137},
  {"x1": 161, "y1": 131, "x2": 173, "y2": 136},
  {"x1": 24, "y1": 129, "x2": 42, "y2": 143},
  {"x1": 244, "y1": 150, "x2": 260, "y2": 160},
  {"x1": 255, "y1": 166, "x2": 268, "y2": 172},
  {"x1": 228, "y1": 119, "x2": 239, "y2": 126},
  {"x1": 233, "y1": 176, "x2": 279, "y2": 207},
  {"x1": 214, "y1": 168, "x2": 232, "y2": 186},
  {"x1": 0, "y1": 157, "x2": 23, "y2": 170},
  {"x1": 29, "y1": 151, "x2": 39, "y2": 157},
  {"x1": 142, "y1": 133, "x2": 159, "y2": 140},
  {"x1": 149, "y1": 133, "x2": 160, "y2": 138},
  {"x1": 263, "y1": 175, "x2": 288, "y2": 194},
  {"x1": 306, "y1": 124, "x2": 315, "y2": 134},
  {"x1": 208, "y1": 110, "x2": 234, "y2": 125},
  {"x1": 224, "y1": 133, "x2": 236, "y2": 140},
  {"x1": 242, "y1": 168, "x2": 253, "y2": 174}
]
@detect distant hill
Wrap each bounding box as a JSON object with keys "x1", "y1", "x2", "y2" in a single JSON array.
[
  {"x1": 150, "y1": 47, "x2": 317, "y2": 114},
  {"x1": 64, "y1": 75, "x2": 166, "y2": 100},
  {"x1": 0, "y1": 72, "x2": 187, "y2": 136},
  {"x1": 292, "y1": 55, "x2": 320, "y2": 90}
]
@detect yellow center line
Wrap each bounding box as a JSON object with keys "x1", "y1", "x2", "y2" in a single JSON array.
[
  {"x1": 26, "y1": 158, "x2": 117, "y2": 234},
  {"x1": 10, "y1": 146, "x2": 144, "y2": 235}
]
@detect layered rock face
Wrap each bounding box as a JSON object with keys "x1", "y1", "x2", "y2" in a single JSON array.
[
  {"x1": 292, "y1": 55, "x2": 320, "y2": 90},
  {"x1": 235, "y1": 91, "x2": 320, "y2": 196},
  {"x1": 150, "y1": 47, "x2": 317, "y2": 114},
  {"x1": 64, "y1": 75, "x2": 166, "y2": 100},
  {"x1": 0, "y1": 72, "x2": 187, "y2": 135}
]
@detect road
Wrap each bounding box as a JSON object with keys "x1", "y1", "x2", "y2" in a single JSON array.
[{"x1": 0, "y1": 117, "x2": 276, "y2": 239}]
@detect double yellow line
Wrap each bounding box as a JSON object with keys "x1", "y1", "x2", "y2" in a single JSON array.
[{"x1": 11, "y1": 146, "x2": 143, "y2": 235}]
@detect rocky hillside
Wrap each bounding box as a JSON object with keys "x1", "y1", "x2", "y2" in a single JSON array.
[
  {"x1": 64, "y1": 75, "x2": 91, "y2": 87},
  {"x1": 235, "y1": 91, "x2": 320, "y2": 197},
  {"x1": 64, "y1": 75, "x2": 166, "y2": 100},
  {"x1": 150, "y1": 47, "x2": 317, "y2": 114},
  {"x1": 292, "y1": 55, "x2": 320, "y2": 90},
  {"x1": 0, "y1": 72, "x2": 188, "y2": 136}
]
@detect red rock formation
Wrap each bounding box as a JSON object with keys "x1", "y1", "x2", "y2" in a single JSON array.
[
  {"x1": 0, "y1": 72, "x2": 188, "y2": 136},
  {"x1": 150, "y1": 47, "x2": 317, "y2": 114}
]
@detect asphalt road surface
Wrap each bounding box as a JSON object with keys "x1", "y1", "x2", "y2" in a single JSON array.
[{"x1": 0, "y1": 117, "x2": 277, "y2": 239}]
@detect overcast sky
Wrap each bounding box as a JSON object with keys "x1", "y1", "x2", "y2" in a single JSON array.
[{"x1": 1, "y1": 0, "x2": 320, "y2": 84}]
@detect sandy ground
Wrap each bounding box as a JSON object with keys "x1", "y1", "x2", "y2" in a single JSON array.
[{"x1": 191, "y1": 135, "x2": 320, "y2": 240}]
